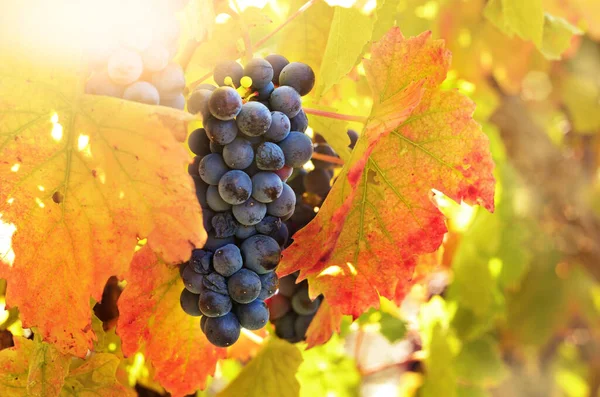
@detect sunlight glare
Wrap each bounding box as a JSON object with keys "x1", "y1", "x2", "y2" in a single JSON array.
[
  {"x1": 318, "y1": 265, "x2": 344, "y2": 277},
  {"x1": 0, "y1": 215, "x2": 16, "y2": 267},
  {"x1": 77, "y1": 134, "x2": 90, "y2": 151},
  {"x1": 10, "y1": 164, "x2": 20, "y2": 173},
  {"x1": 215, "y1": 13, "x2": 231, "y2": 24}
]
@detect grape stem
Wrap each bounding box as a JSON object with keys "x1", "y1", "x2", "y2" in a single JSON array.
[
  {"x1": 312, "y1": 152, "x2": 345, "y2": 165},
  {"x1": 254, "y1": 0, "x2": 320, "y2": 49},
  {"x1": 240, "y1": 328, "x2": 264, "y2": 345},
  {"x1": 303, "y1": 107, "x2": 368, "y2": 123}
]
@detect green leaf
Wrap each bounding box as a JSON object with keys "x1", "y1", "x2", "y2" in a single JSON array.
[
  {"x1": 378, "y1": 312, "x2": 407, "y2": 343},
  {"x1": 372, "y1": 0, "x2": 400, "y2": 42},
  {"x1": 297, "y1": 335, "x2": 360, "y2": 397},
  {"x1": 561, "y1": 74, "x2": 600, "y2": 133},
  {"x1": 540, "y1": 14, "x2": 582, "y2": 60},
  {"x1": 420, "y1": 323, "x2": 457, "y2": 397},
  {"x1": 61, "y1": 353, "x2": 135, "y2": 396},
  {"x1": 456, "y1": 385, "x2": 491, "y2": 397},
  {"x1": 315, "y1": 7, "x2": 373, "y2": 98},
  {"x1": 484, "y1": 0, "x2": 544, "y2": 46},
  {"x1": 218, "y1": 338, "x2": 303, "y2": 397},
  {"x1": 455, "y1": 336, "x2": 508, "y2": 386},
  {"x1": 304, "y1": 108, "x2": 352, "y2": 161}
]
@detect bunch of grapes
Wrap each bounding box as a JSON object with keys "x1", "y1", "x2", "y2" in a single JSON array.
[
  {"x1": 267, "y1": 129, "x2": 358, "y2": 342},
  {"x1": 181, "y1": 55, "x2": 317, "y2": 347},
  {"x1": 84, "y1": 15, "x2": 186, "y2": 109}
]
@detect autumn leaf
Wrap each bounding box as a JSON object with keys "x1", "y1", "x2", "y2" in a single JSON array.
[
  {"x1": 218, "y1": 338, "x2": 302, "y2": 397},
  {"x1": 61, "y1": 353, "x2": 136, "y2": 397},
  {"x1": 0, "y1": 46, "x2": 204, "y2": 357},
  {"x1": 305, "y1": 299, "x2": 344, "y2": 349},
  {"x1": 117, "y1": 246, "x2": 225, "y2": 397},
  {"x1": 278, "y1": 28, "x2": 495, "y2": 331},
  {"x1": 0, "y1": 336, "x2": 70, "y2": 397}
]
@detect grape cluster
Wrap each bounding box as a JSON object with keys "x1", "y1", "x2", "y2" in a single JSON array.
[
  {"x1": 180, "y1": 55, "x2": 316, "y2": 347},
  {"x1": 267, "y1": 129, "x2": 357, "y2": 342},
  {"x1": 84, "y1": 16, "x2": 186, "y2": 109}
]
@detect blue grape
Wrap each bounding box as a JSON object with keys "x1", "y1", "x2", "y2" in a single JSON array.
[
  {"x1": 204, "y1": 312, "x2": 240, "y2": 347},
  {"x1": 232, "y1": 198, "x2": 267, "y2": 226},
  {"x1": 202, "y1": 207, "x2": 214, "y2": 233},
  {"x1": 199, "y1": 290, "x2": 232, "y2": 317},
  {"x1": 270, "y1": 221, "x2": 289, "y2": 248},
  {"x1": 206, "y1": 185, "x2": 232, "y2": 212},
  {"x1": 204, "y1": 117, "x2": 238, "y2": 145},
  {"x1": 255, "y1": 82, "x2": 274, "y2": 101},
  {"x1": 203, "y1": 230, "x2": 236, "y2": 251},
  {"x1": 291, "y1": 286, "x2": 319, "y2": 315},
  {"x1": 289, "y1": 109, "x2": 308, "y2": 132},
  {"x1": 161, "y1": 93, "x2": 185, "y2": 110},
  {"x1": 200, "y1": 315, "x2": 207, "y2": 333},
  {"x1": 279, "y1": 62, "x2": 315, "y2": 96},
  {"x1": 347, "y1": 129, "x2": 359, "y2": 149},
  {"x1": 107, "y1": 48, "x2": 143, "y2": 85},
  {"x1": 235, "y1": 224, "x2": 257, "y2": 239},
  {"x1": 312, "y1": 144, "x2": 337, "y2": 169},
  {"x1": 267, "y1": 183, "x2": 296, "y2": 217},
  {"x1": 258, "y1": 272, "x2": 279, "y2": 300},
  {"x1": 180, "y1": 289, "x2": 202, "y2": 316},
  {"x1": 278, "y1": 132, "x2": 313, "y2": 168},
  {"x1": 208, "y1": 86, "x2": 243, "y2": 120},
  {"x1": 214, "y1": 60, "x2": 244, "y2": 87},
  {"x1": 287, "y1": 168, "x2": 307, "y2": 195},
  {"x1": 188, "y1": 128, "x2": 211, "y2": 157},
  {"x1": 251, "y1": 172, "x2": 283, "y2": 203},
  {"x1": 236, "y1": 102, "x2": 272, "y2": 137},
  {"x1": 265, "y1": 54, "x2": 289, "y2": 85},
  {"x1": 268, "y1": 294, "x2": 291, "y2": 320},
  {"x1": 198, "y1": 154, "x2": 228, "y2": 185},
  {"x1": 243, "y1": 160, "x2": 260, "y2": 177},
  {"x1": 295, "y1": 314, "x2": 315, "y2": 338},
  {"x1": 203, "y1": 272, "x2": 228, "y2": 295},
  {"x1": 274, "y1": 165, "x2": 294, "y2": 182},
  {"x1": 255, "y1": 142, "x2": 285, "y2": 171},
  {"x1": 304, "y1": 168, "x2": 332, "y2": 197},
  {"x1": 274, "y1": 312, "x2": 297, "y2": 340},
  {"x1": 256, "y1": 216, "x2": 281, "y2": 235},
  {"x1": 227, "y1": 268, "x2": 262, "y2": 304},
  {"x1": 210, "y1": 142, "x2": 224, "y2": 154},
  {"x1": 244, "y1": 58, "x2": 274, "y2": 89},
  {"x1": 152, "y1": 63, "x2": 185, "y2": 95},
  {"x1": 240, "y1": 235, "x2": 281, "y2": 274},
  {"x1": 211, "y1": 211, "x2": 238, "y2": 238},
  {"x1": 264, "y1": 111, "x2": 290, "y2": 142},
  {"x1": 85, "y1": 71, "x2": 124, "y2": 98},
  {"x1": 193, "y1": 175, "x2": 208, "y2": 206},
  {"x1": 278, "y1": 274, "x2": 299, "y2": 297},
  {"x1": 190, "y1": 249, "x2": 212, "y2": 274},
  {"x1": 213, "y1": 244, "x2": 243, "y2": 277},
  {"x1": 218, "y1": 170, "x2": 252, "y2": 205},
  {"x1": 182, "y1": 264, "x2": 204, "y2": 294},
  {"x1": 142, "y1": 43, "x2": 169, "y2": 72},
  {"x1": 187, "y1": 89, "x2": 212, "y2": 118},
  {"x1": 223, "y1": 137, "x2": 254, "y2": 170},
  {"x1": 269, "y1": 86, "x2": 302, "y2": 118},
  {"x1": 123, "y1": 82, "x2": 160, "y2": 105},
  {"x1": 234, "y1": 300, "x2": 269, "y2": 330}
]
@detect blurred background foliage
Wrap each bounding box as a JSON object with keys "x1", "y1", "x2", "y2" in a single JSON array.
[{"x1": 3, "y1": 0, "x2": 600, "y2": 396}]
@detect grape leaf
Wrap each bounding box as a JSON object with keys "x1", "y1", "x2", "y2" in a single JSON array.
[
  {"x1": 117, "y1": 246, "x2": 225, "y2": 397},
  {"x1": 484, "y1": 0, "x2": 581, "y2": 59},
  {"x1": 0, "y1": 336, "x2": 70, "y2": 397},
  {"x1": 305, "y1": 299, "x2": 344, "y2": 348},
  {"x1": 61, "y1": 353, "x2": 135, "y2": 397},
  {"x1": 455, "y1": 336, "x2": 508, "y2": 386},
  {"x1": 315, "y1": 6, "x2": 374, "y2": 98},
  {"x1": 420, "y1": 323, "x2": 457, "y2": 397},
  {"x1": 279, "y1": 28, "x2": 495, "y2": 326},
  {"x1": 0, "y1": 50, "x2": 204, "y2": 357},
  {"x1": 218, "y1": 338, "x2": 302, "y2": 397}
]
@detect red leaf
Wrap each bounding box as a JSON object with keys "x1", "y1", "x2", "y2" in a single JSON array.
[
  {"x1": 305, "y1": 299, "x2": 343, "y2": 349},
  {"x1": 278, "y1": 28, "x2": 495, "y2": 342},
  {"x1": 117, "y1": 246, "x2": 225, "y2": 397}
]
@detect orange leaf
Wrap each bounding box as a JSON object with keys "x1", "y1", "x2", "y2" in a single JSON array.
[
  {"x1": 305, "y1": 299, "x2": 343, "y2": 349},
  {"x1": 117, "y1": 246, "x2": 225, "y2": 397},
  {"x1": 0, "y1": 54, "x2": 205, "y2": 357},
  {"x1": 278, "y1": 28, "x2": 495, "y2": 341}
]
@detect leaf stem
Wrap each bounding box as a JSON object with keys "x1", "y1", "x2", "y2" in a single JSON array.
[
  {"x1": 312, "y1": 152, "x2": 345, "y2": 165},
  {"x1": 303, "y1": 107, "x2": 368, "y2": 123},
  {"x1": 254, "y1": 0, "x2": 320, "y2": 49}
]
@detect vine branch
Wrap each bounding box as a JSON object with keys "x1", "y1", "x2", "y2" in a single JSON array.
[{"x1": 304, "y1": 107, "x2": 368, "y2": 123}]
